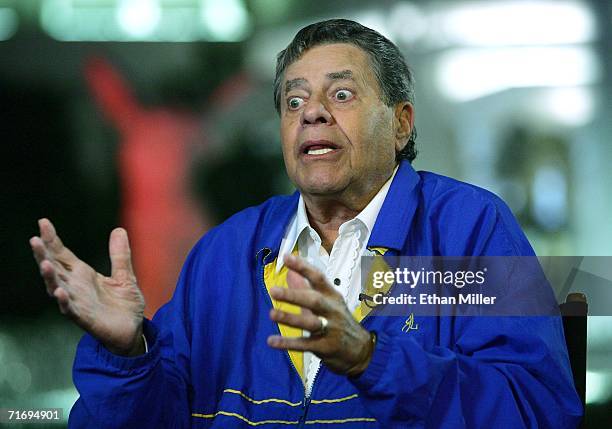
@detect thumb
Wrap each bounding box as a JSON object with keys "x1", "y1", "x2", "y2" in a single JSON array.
[{"x1": 109, "y1": 228, "x2": 134, "y2": 280}]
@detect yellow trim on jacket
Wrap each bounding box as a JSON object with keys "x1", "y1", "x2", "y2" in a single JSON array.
[
  {"x1": 263, "y1": 251, "x2": 304, "y2": 379},
  {"x1": 262, "y1": 246, "x2": 390, "y2": 378}
]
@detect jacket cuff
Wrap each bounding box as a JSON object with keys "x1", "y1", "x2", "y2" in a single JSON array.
[
  {"x1": 349, "y1": 330, "x2": 393, "y2": 391},
  {"x1": 77, "y1": 319, "x2": 160, "y2": 374}
]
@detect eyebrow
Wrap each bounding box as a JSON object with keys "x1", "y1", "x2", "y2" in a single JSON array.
[
  {"x1": 326, "y1": 70, "x2": 354, "y2": 81},
  {"x1": 284, "y1": 70, "x2": 355, "y2": 95},
  {"x1": 284, "y1": 78, "x2": 307, "y2": 94}
]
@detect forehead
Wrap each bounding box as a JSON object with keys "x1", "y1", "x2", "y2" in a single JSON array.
[{"x1": 284, "y1": 43, "x2": 376, "y2": 85}]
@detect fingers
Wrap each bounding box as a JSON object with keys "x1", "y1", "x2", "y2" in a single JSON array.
[
  {"x1": 284, "y1": 255, "x2": 332, "y2": 292},
  {"x1": 271, "y1": 256, "x2": 374, "y2": 374},
  {"x1": 270, "y1": 286, "x2": 330, "y2": 314},
  {"x1": 109, "y1": 228, "x2": 134, "y2": 280},
  {"x1": 40, "y1": 260, "x2": 60, "y2": 296},
  {"x1": 267, "y1": 334, "x2": 319, "y2": 352},
  {"x1": 287, "y1": 269, "x2": 310, "y2": 290},
  {"x1": 30, "y1": 219, "x2": 89, "y2": 321},
  {"x1": 53, "y1": 287, "x2": 72, "y2": 315},
  {"x1": 31, "y1": 232, "x2": 67, "y2": 298},
  {"x1": 287, "y1": 269, "x2": 314, "y2": 318},
  {"x1": 39, "y1": 218, "x2": 66, "y2": 255},
  {"x1": 270, "y1": 308, "x2": 323, "y2": 333},
  {"x1": 30, "y1": 219, "x2": 76, "y2": 289},
  {"x1": 30, "y1": 236, "x2": 47, "y2": 266},
  {"x1": 36, "y1": 218, "x2": 78, "y2": 266}
]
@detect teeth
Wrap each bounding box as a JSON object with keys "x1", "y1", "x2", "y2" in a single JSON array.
[{"x1": 307, "y1": 148, "x2": 334, "y2": 155}]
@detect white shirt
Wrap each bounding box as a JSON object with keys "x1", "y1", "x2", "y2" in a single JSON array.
[{"x1": 276, "y1": 167, "x2": 397, "y2": 396}]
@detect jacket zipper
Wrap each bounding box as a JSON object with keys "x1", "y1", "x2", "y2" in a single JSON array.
[
  {"x1": 257, "y1": 247, "x2": 307, "y2": 425},
  {"x1": 300, "y1": 396, "x2": 312, "y2": 426},
  {"x1": 257, "y1": 246, "x2": 387, "y2": 426},
  {"x1": 298, "y1": 247, "x2": 385, "y2": 425},
  {"x1": 306, "y1": 360, "x2": 321, "y2": 398}
]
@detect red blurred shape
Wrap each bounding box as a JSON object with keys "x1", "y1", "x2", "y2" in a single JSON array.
[{"x1": 84, "y1": 56, "x2": 210, "y2": 317}]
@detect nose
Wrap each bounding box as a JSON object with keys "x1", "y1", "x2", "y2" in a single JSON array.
[{"x1": 301, "y1": 98, "x2": 332, "y2": 127}]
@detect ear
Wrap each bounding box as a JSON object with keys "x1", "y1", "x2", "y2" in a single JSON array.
[{"x1": 393, "y1": 102, "x2": 414, "y2": 153}]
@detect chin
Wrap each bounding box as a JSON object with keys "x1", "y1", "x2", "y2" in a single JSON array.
[
  {"x1": 298, "y1": 178, "x2": 346, "y2": 196},
  {"x1": 293, "y1": 168, "x2": 351, "y2": 196}
]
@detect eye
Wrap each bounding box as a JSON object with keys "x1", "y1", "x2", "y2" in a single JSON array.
[
  {"x1": 334, "y1": 89, "x2": 354, "y2": 102},
  {"x1": 287, "y1": 96, "x2": 304, "y2": 110}
]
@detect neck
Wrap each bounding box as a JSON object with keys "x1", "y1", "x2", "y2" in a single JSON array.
[
  {"x1": 302, "y1": 169, "x2": 393, "y2": 253},
  {"x1": 302, "y1": 197, "x2": 360, "y2": 253}
]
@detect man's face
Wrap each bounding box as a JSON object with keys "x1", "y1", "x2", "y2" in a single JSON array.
[{"x1": 280, "y1": 43, "x2": 399, "y2": 200}]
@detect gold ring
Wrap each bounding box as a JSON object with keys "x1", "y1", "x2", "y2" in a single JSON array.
[{"x1": 314, "y1": 316, "x2": 329, "y2": 336}]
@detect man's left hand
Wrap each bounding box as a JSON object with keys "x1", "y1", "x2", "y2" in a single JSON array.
[{"x1": 267, "y1": 254, "x2": 374, "y2": 377}]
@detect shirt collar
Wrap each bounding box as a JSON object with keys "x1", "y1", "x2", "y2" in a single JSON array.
[
  {"x1": 275, "y1": 198, "x2": 314, "y2": 273},
  {"x1": 276, "y1": 166, "x2": 398, "y2": 273}
]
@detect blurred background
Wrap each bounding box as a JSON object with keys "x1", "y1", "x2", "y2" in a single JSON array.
[{"x1": 1, "y1": 0, "x2": 611, "y2": 426}]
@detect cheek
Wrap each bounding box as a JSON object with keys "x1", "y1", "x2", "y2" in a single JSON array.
[
  {"x1": 336, "y1": 111, "x2": 369, "y2": 148},
  {"x1": 369, "y1": 110, "x2": 395, "y2": 154},
  {"x1": 280, "y1": 123, "x2": 299, "y2": 176},
  {"x1": 347, "y1": 109, "x2": 394, "y2": 163},
  {"x1": 280, "y1": 121, "x2": 296, "y2": 151}
]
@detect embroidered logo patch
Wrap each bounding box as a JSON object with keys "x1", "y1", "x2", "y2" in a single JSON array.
[{"x1": 401, "y1": 313, "x2": 419, "y2": 332}]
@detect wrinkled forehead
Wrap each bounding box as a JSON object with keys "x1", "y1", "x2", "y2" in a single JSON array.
[{"x1": 282, "y1": 43, "x2": 379, "y2": 90}]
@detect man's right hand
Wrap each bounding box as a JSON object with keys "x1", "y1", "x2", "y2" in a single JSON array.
[{"x1": 30, "y1": 218, "x2": 146, "y2": 356}]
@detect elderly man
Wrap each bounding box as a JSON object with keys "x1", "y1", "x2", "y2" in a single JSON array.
[{"x1": 30, "y1": 19, "x2": 582, "y2": 428}]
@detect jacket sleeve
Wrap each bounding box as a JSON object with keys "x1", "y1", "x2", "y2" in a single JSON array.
[
  {"x1": 68, "y1": 239, "x2": 204, "y2": 429},
  {"x1": 350, "y1": 316, "x2": 582, "y2": 428},
  {"x1": 350, "y1": 197, "x2": 583, "y2": 428}
]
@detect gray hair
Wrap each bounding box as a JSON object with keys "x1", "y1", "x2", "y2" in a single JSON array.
[{"x1": 273, "y1": 18, "x2": 417, "y2": 162}]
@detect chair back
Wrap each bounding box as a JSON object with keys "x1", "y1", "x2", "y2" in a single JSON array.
[{"x1": 559, "y1": 292, "x2": 588, "y2": 426}]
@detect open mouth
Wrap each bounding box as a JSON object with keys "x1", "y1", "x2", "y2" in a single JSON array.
[
  {"x1": 306, "y1": 146, "x2": 334, "y2": 155},
  {"x1": 300, "y1": 140, "x2": 340, "y2": 157}
]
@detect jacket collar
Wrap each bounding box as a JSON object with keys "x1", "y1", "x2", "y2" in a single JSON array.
[
  {"x1": 367, "y1": 160, "x2": 421, "y2": 251},
  {"x1": 256, "y1": 160, "x2": 420, "y2": 257},
  {"x1": 257, "y1": 192, "x2": 300, "y2": 258}
]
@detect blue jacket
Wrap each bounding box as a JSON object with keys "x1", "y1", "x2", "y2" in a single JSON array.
[{"x1": 69, "y1": 161, "x2": 583, "y2": 428}]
